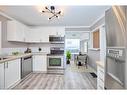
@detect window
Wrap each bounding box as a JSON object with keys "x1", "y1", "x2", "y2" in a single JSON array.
[
  {"x1": 65, "y1": 39, "x2": 80, "y2": 54},
  {"x1": 84, "y1": 42, "x2": 88, "y2": 53}
]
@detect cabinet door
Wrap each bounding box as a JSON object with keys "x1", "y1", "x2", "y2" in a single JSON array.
[
  {"x1": 5, "y1": 59, "x2": 21, "y2": 89},
  {"x1": 42, "y1": 55, "x2": 47, "y2": 71},
  {"x1": 25, "y1": 28, "x2": 41, "y2": 42},
  {"x1": 17, "y1": 23, "x2": 25, "y2": 42},
  {"x1": 33, "y1": 55, "x2": 47, "y2": 72},
  {"x1": 39, "y1": 28, "x2": 49, "y2": 42},
  {"x1": 7, "y1": 21, "x2": 17, "y2": 41},
  {"x1": 97, "y1": 66, "x2": 105, "y2": 89},
  {"x1": 16, "y1": 22, "x2": 24, "y2": 41},
  {"x1": 56, "y1": 27, "x2": 65, "y2": 36},
  {"x1": 0, "y1": 64, "x2": 4, "y2": 89},
  {"x1": 7, "y1": 20, "x2": 25, "y2": 42}
]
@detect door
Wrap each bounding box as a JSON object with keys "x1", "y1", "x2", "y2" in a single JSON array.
[{"x1": 5, "y1": 59, "x2": 21, "y2": 88}]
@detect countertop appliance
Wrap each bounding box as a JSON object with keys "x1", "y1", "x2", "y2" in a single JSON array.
[
  {"x1": 24, "y1": 48, "x2": 32, "y2": 53},
  {"x1": 21, "y1": 56, "x2": 33, "y2": 79},
  {"x1": 105, "y1": 7, "x2": 126, "y2": 89},
  {"x1": 49, "y1": 35, "x2": 65, "y2": 44}
]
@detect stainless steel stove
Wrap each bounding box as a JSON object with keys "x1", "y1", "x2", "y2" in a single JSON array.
[{"x1": 47, "y1": 47, "x2": 64, "y2": 69}]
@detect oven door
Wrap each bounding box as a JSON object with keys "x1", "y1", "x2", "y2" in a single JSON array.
[{"x1": 47, "y1": 56, "x2": 64, "y2": 69}]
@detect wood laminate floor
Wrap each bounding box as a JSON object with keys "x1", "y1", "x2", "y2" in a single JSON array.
[{"x1": 13, "y1": 65, "x2": 97, "y2": 90}]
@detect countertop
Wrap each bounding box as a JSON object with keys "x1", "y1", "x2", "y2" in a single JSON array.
[
  {"x1": 0, "y1": 53, "x2": 32, "y2": 63},
  {"x1": 96, "y1": 61, "x2": 105, "y2": 68},
  {"x1": 0, "y1": 52, "x2": 48, "y2": 64}
]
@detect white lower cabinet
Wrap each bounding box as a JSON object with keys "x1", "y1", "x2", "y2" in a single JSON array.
[
  {"x1": 97, "y1": 66, "x2": 105, "y2": 89},
  {"x1": 33, "y1": 55, "x2": 47, "y2": 72},
  {"x1": 4, "y1": 59, "x2": 21, "y2": 89},
  {"x1": 0, "y1": 63, "x2": 5, "y2": 89}
]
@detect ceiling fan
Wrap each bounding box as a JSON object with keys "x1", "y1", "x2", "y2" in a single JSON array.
[{"x1": 42, "y1": 6, "x2": 62, "y2": 20}]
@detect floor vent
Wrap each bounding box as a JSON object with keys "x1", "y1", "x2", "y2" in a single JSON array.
[{"x1": 90, "y1": 72, "x2": 97, "y2": 78}]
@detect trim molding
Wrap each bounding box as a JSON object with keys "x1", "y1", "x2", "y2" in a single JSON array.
[
  {"x1": 90, "y1": 14, "x2": 105, "y2": 28},
  {"x1": 65, "y1": 26, "x2": 90, "y2": 28},
  {"x1": 0, "y1": 10, "x2": 14, "y2": 20}
]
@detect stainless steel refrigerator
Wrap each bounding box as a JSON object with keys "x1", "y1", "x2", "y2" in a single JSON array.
[{"x1": 105, "y1": 6, "x2": 127, "y2": 89}]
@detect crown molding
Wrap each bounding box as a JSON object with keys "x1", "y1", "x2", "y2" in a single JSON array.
[
  {"x1": 90, "y1": 7, "x2": 111, "y2": 28},
  {"x1": 65, "y1": 26, "x2": 90, "y2": 28},
  {"x1": 0, "y1": 10, "x2": 14, "y2": 20}
]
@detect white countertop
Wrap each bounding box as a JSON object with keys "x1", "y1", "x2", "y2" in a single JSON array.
[
  {"x1": 0, "y1": 52, "x2": 48, "y2": 63},
  {"x1": 96, "y1": 61, "x2": 105, "y2": 68}
]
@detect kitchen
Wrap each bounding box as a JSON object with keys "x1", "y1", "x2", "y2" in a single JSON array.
[{"x1": 0, "y1": 5, "x2": 127, "y2": 90}]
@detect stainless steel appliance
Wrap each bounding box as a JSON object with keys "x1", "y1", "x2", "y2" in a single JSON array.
[
  {"x1": 105, "y1": 7, "x2": 126, "y2": 89},
  {"x1": 47, "y1": 47, "x2": 64, "y2": 69},
  {"x1": 105, "y1": 48, "x2": 125, "y2": 89},
  {"x1": 21, "y1": 56, "x2": 33, "y2": 79},
  {"x1": 49, "y1": 35, "x2": 64, "y2": 44},
  {"x1": 47, "y1": 55, "x2": 64, "y2": 69}
]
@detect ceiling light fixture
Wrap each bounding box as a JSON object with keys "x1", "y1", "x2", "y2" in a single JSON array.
[{"x1": 42, "y1": 6, "x2": 61, "y2": 20}]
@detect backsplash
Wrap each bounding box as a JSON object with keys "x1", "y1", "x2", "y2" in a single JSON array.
[
  {"x1": 1, "y1": 48, "x2": 26, "y2": 55},
  {"x1": 1, "y1": 47, "x2": 50, "y2": 55},
  {"x1": 29, "y1": 47, "x2": 50, "y2": 53}
]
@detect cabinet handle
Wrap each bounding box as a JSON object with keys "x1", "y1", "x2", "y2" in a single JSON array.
[
  {"x1": 4, "y1": 63, "x2": 6, "y2": 69},
  {"x1": 5, "y1": 62, "x2": 8, "y2": 68},
  {"x1": 4, "y1": 63, "x2": 7, "y2": 68},
  {"x1": 7, "y1": 62, "x2": 8, "y2": 68}
]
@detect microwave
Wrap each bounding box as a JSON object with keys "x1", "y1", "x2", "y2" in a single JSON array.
[{"x1": 49, "y1": 35, "x2": 64, "y2": 44}]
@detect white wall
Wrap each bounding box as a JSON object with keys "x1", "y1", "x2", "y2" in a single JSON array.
[
  {"x1": 100, "y1": 25, "x2": 106, "y2": 65},
  {"x1": 88, "y1": 16, "x2": 105, "y2": 70}
]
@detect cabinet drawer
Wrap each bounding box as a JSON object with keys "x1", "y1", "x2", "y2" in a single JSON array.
[
  {"x1": 97, "y1": 78, "x2": 104, "y2": 89},
  {"x1": 97, "y1": 66, "x2": 104, "y2": 81},
  {"x1": 98, "y1": 71, "x2": 104, "y2": 81},
  {"x1": 98, "y1": 84, "x2": 104, "y2": 90}
]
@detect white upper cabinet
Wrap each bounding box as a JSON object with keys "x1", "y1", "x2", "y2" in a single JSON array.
[
  {"x1": 7, "y1": 20, "x2": 65, "y2": 43},
  {"x1": 25, "y1": 27, "x2": 65, "y2": 43},
  {"x1": 48, "y1": 27, "x2": 65, "y2": 36},
  {"x1": 7, "y1": 20, "x2": 26, "y2": 42},
  {"x1": 25, "y1": 28, "x2": 40, "y2": 43},
  {"x1": 56, "y1": 27, "x2": 65, "y2": 36},
  {"x1": 37, "y1": 27, "x2": 49, "y2": 42},
  {"x1": 25, "y1": 27, "x2": 49, "y2": 43}
]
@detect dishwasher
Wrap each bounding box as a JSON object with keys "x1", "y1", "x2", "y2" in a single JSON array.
[{"x1": 21, "y1": 56, "x2": 33, "y2": 79}]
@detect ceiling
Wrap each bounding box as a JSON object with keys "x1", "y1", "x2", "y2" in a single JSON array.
[{"x1": 0, "y1": 6, "x2": 110, "y2": 26}]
